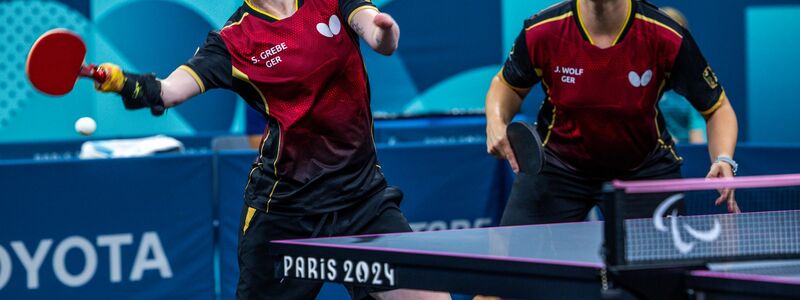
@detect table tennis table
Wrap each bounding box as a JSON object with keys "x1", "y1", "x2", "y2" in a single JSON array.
[
  {"x1": 271, "y1": 214, "x2": 800, "y2": 299},
  {"x1": 272, "y1": 175, "x2": 800, "y2": 299}
]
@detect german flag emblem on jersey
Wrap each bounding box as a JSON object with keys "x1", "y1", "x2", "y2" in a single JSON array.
[{"x1": 703, "y1": 66, "x2": 719, "y2": 89}]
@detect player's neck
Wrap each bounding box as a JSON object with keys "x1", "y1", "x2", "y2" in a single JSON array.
[
  {"x1": 249, "y1": 0, "x2": 297, "y2": 19},
  {"x1": 578, "y1": 0, "x2": 631, "y2": 48}
]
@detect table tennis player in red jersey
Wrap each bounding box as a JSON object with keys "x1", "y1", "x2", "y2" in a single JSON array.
[
  {"x1": 94, "y1": 0, "x2": 451, "y2": 299},
  {"x1": 486, "y1": 0, "x2": 740, "y2": 226}
]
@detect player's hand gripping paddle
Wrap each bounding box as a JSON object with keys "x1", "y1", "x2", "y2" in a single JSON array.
[
  {"x1": 26, "y1": 29, "x2": 107, "y2": 96},
  {"x1": 506, "y1": 121, "x2": 544, "y2": 174}
]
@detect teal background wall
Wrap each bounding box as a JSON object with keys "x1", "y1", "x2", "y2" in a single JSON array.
[
  {"x1": 746, "y1": 6, "x2": 800, "y2": 143},
  {"x1": 1, "y1": 0, "x2": 799, "y2": 143},
  {"x1": 0, "y1": 0, "x2": 243, "y2": 143}
]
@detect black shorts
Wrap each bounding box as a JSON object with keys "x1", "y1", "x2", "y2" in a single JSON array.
[
  {"x1": 500, "y1": 151, "x2": 683, "y2": 226},
  {"x1": 237, "y1": 186, "x2": 412, "y2": 300}
]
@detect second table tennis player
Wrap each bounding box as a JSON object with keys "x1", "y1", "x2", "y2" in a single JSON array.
[{"x1": 485, "y1": 0, "x2": 740, "y2": 225}]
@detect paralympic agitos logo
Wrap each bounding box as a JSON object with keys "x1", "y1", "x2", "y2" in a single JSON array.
[{"x1": 653, "y1": 194, "x2": 722, "y2": 254}]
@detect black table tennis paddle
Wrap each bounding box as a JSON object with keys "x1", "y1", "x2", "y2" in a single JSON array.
[{"x1": 506, "y1": 121, "x2": 544, "y2": 174}]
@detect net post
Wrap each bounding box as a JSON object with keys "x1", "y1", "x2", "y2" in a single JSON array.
[{"x1": 602, "y1": 182, "x2": 625, "y2": 267}]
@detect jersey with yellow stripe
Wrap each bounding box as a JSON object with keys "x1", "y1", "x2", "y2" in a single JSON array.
[
  {"x1": 183, "y1": 0, "x2": 385, "y2": 215},
  {"x1": 501, "y1": 0, "x2": 724, "y2": 176}
]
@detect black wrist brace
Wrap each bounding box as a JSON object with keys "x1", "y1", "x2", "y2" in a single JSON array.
[{"x1": 120, "y1": 73, "x2": 166, "y2": 116}]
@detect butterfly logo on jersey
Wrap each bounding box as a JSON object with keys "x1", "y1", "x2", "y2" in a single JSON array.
[
  {"x1": 628, "y1": 69, "x2": 653, "y2": 87},
  {"x1": 317, "y1": 15, "x2": 341, "y2": 38}
]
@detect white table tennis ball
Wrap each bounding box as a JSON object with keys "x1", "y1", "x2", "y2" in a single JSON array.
[{"x1": 75, "y1": 117, "x2": 96, "y2": 136}]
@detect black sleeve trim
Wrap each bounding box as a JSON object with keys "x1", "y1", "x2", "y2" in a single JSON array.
[
  {"x1": 184, "y1": 31, "x2": 233, "y2": 91},
  {"x1": 179, "y1": 65, "x2": 205, "y2": 93},
  {"x1": 500, "y1": 29, "x2": 539, "y2": 90},
  {"x1": 223, "y1": 7, "x2": 247, "y2": 27},
  {"x1": 638, "y1": 2, "x2": 686, "y2": 35},
  {"x1": 340, "y1": 0, "x2": 378, "y2": 24},
  {"x1": 669, "y1": 30, "x2": 724, "y2": 113},
  {"x1": 699, "y1": 91, "x2": 725, "y2": 116}
]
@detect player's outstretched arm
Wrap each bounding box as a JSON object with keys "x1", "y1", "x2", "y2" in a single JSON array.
[
  {"x1": 704, "y1": 94, "x2": 740, "y2": 212},
  {"x1": 705, "y1": 95, "x2": 737, "y2": 162},
  {"x1": 159, "y1": 68, "x2": 203, "y2": 107},
  {"x1": 95, "y1": 63, "x2": 201, "y2": 116},
  {"x1": 485, "y1": 75, "x2": 529, "y2": 173},
  {"x1": 350, "y1": 9, "x2": 399, "y2": 56}
]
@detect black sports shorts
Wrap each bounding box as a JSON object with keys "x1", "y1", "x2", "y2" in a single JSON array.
[
  {"x1": 500, "y1": 151, "x2": 683, "y2": 226},
  {"x1": 237, "y1": 186, "x2": 412, "y2": 300}
]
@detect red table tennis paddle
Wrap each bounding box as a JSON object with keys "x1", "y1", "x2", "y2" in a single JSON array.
[{"x1": 26, "y1": 29, "x2": 107, "y2": 96}]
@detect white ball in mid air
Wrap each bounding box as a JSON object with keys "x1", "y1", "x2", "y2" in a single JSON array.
[{"x1": 74, "y1": 117, "x2": 96, "y2": 136}]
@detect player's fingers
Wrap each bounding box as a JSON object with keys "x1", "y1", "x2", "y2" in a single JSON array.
[
  {"x1": 486, "y1": 135, "x2": 496, "y2": 153},
  {"x1": 486, "y1": 123, "x2": 508, "y2": 159},
  {"x1": 707, "y1": 163, "x2": 727, "y2": 199},
  {"x1": 487, "y1": 139, "x2": 503, "y2": 158},
  {"x1": 488, "y1": 146, "x2": 505, "y2": 160},
  {"x1": 486, "y1": 145, "x2": 494, "y2": 155},
  {"x1": 715, "y1": 188, "x2": 730, "y2": 206},
  {"x1": 95, "y1": 63, "x2": 125, "y2": 93},
  {"x1": 507, "y1": 159, "x2": 519, "y2": 173},
  {"x1": 150, "y1": 105, "x2": 165, "y2": 116},
  {"x1": 489, "y1": 134, "x2": 510, "y2": 158},
  {"x1": 728, "y1": 199, "x2": 739, "y2": 213},
  {"x1": 714, "y1": 194, "x2": 725, "y2": 206},
  {"x1": 728, "y1": 190, "x2": 740, "y2": 213},
  {"x1": 705, "y1": 163, "x2": 720, "y2": 179},
  {"x1": 499, "y1": 137, "x2": 513, "y2": 156},
  {"x1": 504, "y1": 146, "x2": 519, "y2": 173},
  {"x1": 728, "y1": 200, "x2": 740, "y2": 213}
]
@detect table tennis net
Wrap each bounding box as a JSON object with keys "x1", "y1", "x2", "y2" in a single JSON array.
[{"x1": 609, "y1": 174, "x2": 800, "y2": 265}]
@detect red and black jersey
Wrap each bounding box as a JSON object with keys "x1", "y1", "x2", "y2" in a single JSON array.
[
  {"x1": 182, "y1": 0, "x2": 383, "y2": 215},
  {"x1": 502, "y1": 0, "x2": 725, "y2": 176}
]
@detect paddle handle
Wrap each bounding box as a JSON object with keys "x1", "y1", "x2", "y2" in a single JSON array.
[{"x1": 79, "y1": 64, "x2": 107, "y2": 83}]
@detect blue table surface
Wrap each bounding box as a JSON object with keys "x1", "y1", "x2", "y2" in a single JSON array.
[
  {"x1": 276, "y1": 221, "x2": 604, "y2": 267},
  {"x1": 275, "y1": 221, "x2": 800, "y2": 282}
]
